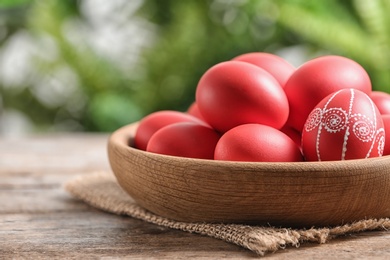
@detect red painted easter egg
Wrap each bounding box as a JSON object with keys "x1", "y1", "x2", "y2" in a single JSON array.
[
  {"x1": 147, "y1": 122, "x2": 220, "y2": 159},
  {"x1": 214, "y1": 124, "x2": 303, "y2": 162},
  {"x1": 370, "y1": 91, "x2": 390, "y2": 115},
  {"x1": 302, "y1": 89, "x2": 385, "y2": 161},
  {"x1": 196, "y1": 61, "x2": 289, "y2": 133},
  {"x1": 232, "y1": 52, "x2": 295, "y2": 88},
  {"x1": 134, "y1": 110, "x2": 206, "y2": 150},
  {"x1": 284, "y1": 55, "x2": 372, "y2": 132}
]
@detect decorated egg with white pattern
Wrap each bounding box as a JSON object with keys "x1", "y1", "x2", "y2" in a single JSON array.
[{"x1": 302, "y1": 89, "x2": 385, "y2": 161}]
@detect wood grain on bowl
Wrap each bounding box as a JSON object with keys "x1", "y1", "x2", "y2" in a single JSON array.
[{"x1": 108, "y1": 123, "x2": 390, "y2": 228}]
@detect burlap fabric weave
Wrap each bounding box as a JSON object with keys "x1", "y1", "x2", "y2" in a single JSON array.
[{"x1": 65, "y1": 171, "x2": 390, "y2": 256}]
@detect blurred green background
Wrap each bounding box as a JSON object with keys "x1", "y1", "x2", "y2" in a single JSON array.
[{"x1": 0, "y1": 0, "x2": 389, "y2": 136}]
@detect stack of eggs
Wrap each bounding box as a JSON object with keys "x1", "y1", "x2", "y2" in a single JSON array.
[{"x1": 133, "y1": 53, "x2": 390, "y2": 162}]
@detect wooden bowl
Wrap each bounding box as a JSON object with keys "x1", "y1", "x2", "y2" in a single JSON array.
[{"x1": 108, "y1": 122, "x2": 390, "y2": 227}]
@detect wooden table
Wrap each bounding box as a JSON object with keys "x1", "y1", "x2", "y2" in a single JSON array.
[{"x1": 2, "y1": 133, "x2": 390, "y2": 259}]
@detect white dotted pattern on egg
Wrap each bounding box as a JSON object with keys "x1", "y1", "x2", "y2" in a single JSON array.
[{"x1": 304, "y1": 89, "x2": 385, "y2": 161}]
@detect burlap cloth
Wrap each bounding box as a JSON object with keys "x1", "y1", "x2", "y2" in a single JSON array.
[{"x1": 65, "y1": 171, "x2": 390, "y2": 256}]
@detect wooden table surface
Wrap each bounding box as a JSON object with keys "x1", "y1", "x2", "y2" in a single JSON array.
[{"x1": 2, "y1": 133, "x2": 390, "y2": 259}]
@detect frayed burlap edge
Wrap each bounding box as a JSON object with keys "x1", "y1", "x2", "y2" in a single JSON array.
[{"x1": 64, "y1": 172, "x2": 390, "y2": 256}]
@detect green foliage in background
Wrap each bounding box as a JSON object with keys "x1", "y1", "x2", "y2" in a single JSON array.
[
  {"x1": 277, "y1": 0, "x2": 390, "y2": 91},
  {"x1": 0, "y1": 0, "x2": 389, "y2": 133},
  {"x1": 0, "y1": 0, "x2": 31, "y2": 8}
]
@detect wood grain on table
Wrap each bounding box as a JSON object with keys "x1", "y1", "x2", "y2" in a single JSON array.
[{"x1": 1, "y1": 133, "x2": 390, "y2": 259}]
